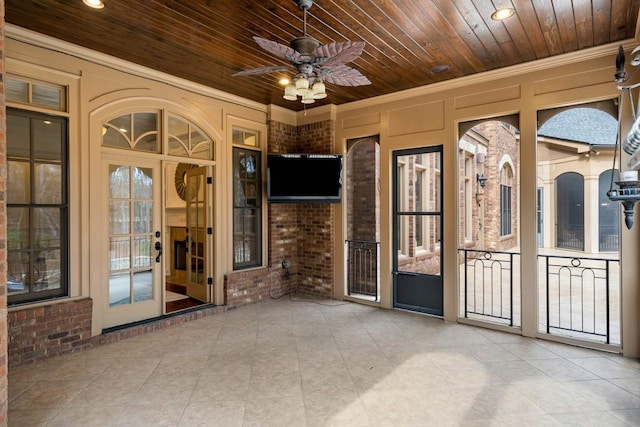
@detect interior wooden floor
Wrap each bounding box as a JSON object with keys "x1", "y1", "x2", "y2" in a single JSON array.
[{"x1": 165, "y1": 280, "x2": 206, "y2": 313}]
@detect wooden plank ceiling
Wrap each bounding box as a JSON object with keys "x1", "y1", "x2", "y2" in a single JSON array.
[{"x1": 5, "y1": 0, "x2": 640, "y2": 111}]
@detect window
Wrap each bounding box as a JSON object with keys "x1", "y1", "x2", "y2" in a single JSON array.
[
  {"x1": 103, "y1": 112, "x2": 160, "y2": 153},
  {"x1": 6, "y1": 77, "x2": 65, "y2": 111},
  {"x1": 463, "y1": 153, "x2": 472, "y2": 242},
  {"x1": 232, "y1": 128, "x2": 259, "y2": 147},
  {"x1": 500, "y1": 165, "x2": 513, "y2": 236},
  {"x1": 7, "y1": 108, "x2": 68, "y2": 304},
  {"x1": 415, "y1": 164, "x2": 425, "y2": 250},
  {"x1": 396, "y1": 160, "x2": 407, "y2": 256},
  {"x1": 233, "y1": 147, "x2": 262, "y2": 269},
  {"x1": 599, "y1": 170, "x2": 619, "y2": 251},
  {"x1": 167, "y1": 114, "x2": 213, "y2": 159}
]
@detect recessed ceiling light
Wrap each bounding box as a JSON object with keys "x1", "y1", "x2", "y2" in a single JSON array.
[
  {"x1": 279, "y1": 78, "x2": 290, "y2": 86},
  {"x1": 83, "y1": 0, "x2": 105, "y2": 9},
  {"x1": 491, "y1": 7, "x2": 515, "y2": 20},
  {"x1": 430, "y1": 64, "x2": 451, "y2": 74}
]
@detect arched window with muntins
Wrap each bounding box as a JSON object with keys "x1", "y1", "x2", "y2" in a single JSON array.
[
  {"x1": 500, "y1": 164, "x2": 513, "y2": 236},
  {"x1": 556, "y1": 172, "x2": 584, "y2": 250},
  {"x1": 103, "y1": 112, "x2": 160, "y2": 153},
  {"x1": 102, "y1": 111, "x2": 214, "y2": 159},
  {"x1": 599, "y1": 169, "x2": 619, "y2": 251}
]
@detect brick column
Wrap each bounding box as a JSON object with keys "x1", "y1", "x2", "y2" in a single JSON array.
[{"x1": 0, "y1": 1, "x2": 9, "y2": 424}]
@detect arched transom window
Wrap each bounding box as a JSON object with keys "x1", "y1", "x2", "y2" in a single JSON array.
[{"x1": 102, "y1": 111, "x2": 214, "y2": 159}]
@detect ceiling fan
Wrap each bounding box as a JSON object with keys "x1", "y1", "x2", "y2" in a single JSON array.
[{"x1": 232, "y1": 0, "x2": 371, "y2": 104}]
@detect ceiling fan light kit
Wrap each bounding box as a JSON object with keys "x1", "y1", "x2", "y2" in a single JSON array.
[{"x1": 232, "y1": 0, "x2": 371, "y2": 105}]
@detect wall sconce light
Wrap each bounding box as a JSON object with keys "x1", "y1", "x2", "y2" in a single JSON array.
[
  {"x1": 607, "y1": 45, "x2": 640, "y2": 229},
  {"x1": 477, "y1": 173, "x2": 487, "y2": 188}
]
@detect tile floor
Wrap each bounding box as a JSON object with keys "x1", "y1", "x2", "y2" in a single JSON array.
[{"x1": 8, "y1": 296, "x2": 640, "y2": 426}]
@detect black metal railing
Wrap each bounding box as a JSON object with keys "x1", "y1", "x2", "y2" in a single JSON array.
[
  {"x1": 346, "y1": 239, "x2": 379, "y2": 300},
  {"x1": 556, "y1": 226, "x2": 584, "y2": 251},
  {"x1": 539, "y1": 254, "x2": 619, "y2": 344},
  {"x1": 458, "y1": 249, "x2": 520, "y2": 326}
]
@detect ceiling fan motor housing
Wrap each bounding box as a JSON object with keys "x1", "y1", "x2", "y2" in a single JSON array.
[
  {"x1": 296, "y1": 0, "x2": 313, "y2": 11},
  {"x1": 290, "y1": 36, "x2": 320, "y2": 57}
]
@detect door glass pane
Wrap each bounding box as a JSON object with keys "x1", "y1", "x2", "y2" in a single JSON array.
[
  {"x1": 133, "y1": 167, "x2": 153, "y2": 199},
  {"x1": 133, "y1": 270, "x2": 153, "y2": 302},
  {"x1": 133, "y1": 234, "x2": 153, "y2": 303},
  {"x1": 109, "y1": 165, "x2": 130, "y2": 198},
  {"x1": 110, "y1": 201, "x2": 130, "y2": 234},
  {"x1": 133, "y1": 235, "x2": 152, "y2": 270},
  {"x1": 110, "y1": 236, "x2": 130, "y2": 271},
  {"x1": 109, "y1": 162, "x2": 155, "y2": 307},
  {"x1": 133, "y1": 201, "x2": 152, "y2": 233},
  {"x1": 109, "y1": 273, "x2": 131, "y2": 306}
]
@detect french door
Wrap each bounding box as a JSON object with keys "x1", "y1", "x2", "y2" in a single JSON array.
[
  {"x1": 102, "y1": 155, "x2": 163, "y2": 328},
  {"x1": 185, "y1": 166, "x2": 212, "y2": 302},
  {"x1": 393, "y1": 146, "x2": 443, "y2": 316}
]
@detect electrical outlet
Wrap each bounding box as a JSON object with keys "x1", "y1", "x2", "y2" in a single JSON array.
[{"x1": 282, "y1": 259, "x2": 290, "y2": 269}]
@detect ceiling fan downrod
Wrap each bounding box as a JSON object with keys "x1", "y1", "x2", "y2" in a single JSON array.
[{"x1": 296, "y1": 0, "x2": 313, "y2": 37}]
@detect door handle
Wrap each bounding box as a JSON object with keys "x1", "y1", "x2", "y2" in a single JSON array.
[{"x1": 155, "y1": 241, "x2": 163, "y2": 263}]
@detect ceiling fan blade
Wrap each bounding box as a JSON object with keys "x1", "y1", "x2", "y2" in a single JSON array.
[
  {"x1": 232, "y1": 65, "x2": 293, "y2": 76},
  {"x1": 319, "y1": 65, "x2": 371, "y2": 86},
  {"x1": 314, "y1": 41, "x2": 366, "y2": 67},
  {"x1": 253, "y1": 36, "x2": 303, "y2": 63}
]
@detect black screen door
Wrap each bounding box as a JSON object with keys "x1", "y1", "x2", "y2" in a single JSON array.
[{"x1": 393, "y1": 146, "x2": 443, "y2": 315}]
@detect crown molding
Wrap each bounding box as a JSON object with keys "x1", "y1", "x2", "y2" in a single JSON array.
[
  {"x1": 5, "y1": 23, "x2": 268, "y2": 114},
  {"x1": 337, "y1": 38, "x2": 640, "y2": 114}
]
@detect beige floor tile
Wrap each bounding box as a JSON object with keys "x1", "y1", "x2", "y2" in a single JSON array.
[
  {"x1": 9, "y1": 379, "x2": 89, "y2": 410},
  {"x1": 66, "y1": 376, "x2": 146, "y2": 408},
  {"x1": 45, "y1": 406, "x2": 125, "y2": 427},
  {"x1": 243, "y1": 395, "x2": 306, "y2": 426},
  {"x1": 304, "y1": 391, "x2": 370, "y2": 427},
  {"x1": 247, "y1": 369, "x2": 303, "y2": 399},
  {"x1": 190, "y1": 371, "x2": 251, "y2": 401},
  {"x1": 134, "y1": 374, "x2": 200, "y2": 406},
  {"x1": 178, "y1": 400, "x2": 245, "y2": 427},
  {"x1": 10, "y1": 298, "x2": 640, "y2": 427},
  {"x1": 569, "y1": 356, "x2": 640, "y2": 379},
  {"x1": 115, "y1": 402, "x2": 187, "y2": 427},
  {"x1": 527, "y1": 358, "x2": 600, "y2": 381},
  {"x1": 551, "y1": 410, "x2": 630, "y2": 426},
  {"x1": 563, "y1": 378, "x2": 640, "y2": 410},
  {"x1": 8, "y1": 408, "x2": 60, "y2": 427}
]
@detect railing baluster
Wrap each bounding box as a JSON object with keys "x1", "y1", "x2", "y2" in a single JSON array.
[{"x1": 346, "y1": 240, "x2": 379, "y2": 300}]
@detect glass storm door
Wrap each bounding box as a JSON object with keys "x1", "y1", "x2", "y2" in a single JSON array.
[
  {"x1": 393, "y1": 147, "x2": 443, "y2": 316},
  {"x1": 185, "y1": 166, "x2": 211, "y2": 302},
  {"x1": 104, "y1": 156, "x2": 162, "y2": 327}
]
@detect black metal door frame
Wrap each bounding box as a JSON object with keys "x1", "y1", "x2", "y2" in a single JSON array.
[{"x1": 392, "y1": 146, "x2": 443, "y2": 316}]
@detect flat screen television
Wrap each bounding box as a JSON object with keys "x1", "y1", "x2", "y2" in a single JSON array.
[{"x1": 267, "y1": 154, "x2": 343, "y2": 203}]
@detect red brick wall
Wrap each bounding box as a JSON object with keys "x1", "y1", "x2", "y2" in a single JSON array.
[
  {"x1": 480, "y1": 121, "x2": 519, "y2": 251},
  {"x1": 223, "y1": 118, "x2": 337, "y2": 305},
  {"x1": 0, "y1": 2, "x2": 8, "y2": 422},
  {"x1": 197, "y1": 119, "x2": 340, "y2": 309},
  {"x1": 8, "y1": 299, "x2": 93, "y2": 367},
  {"x1": 347, "y1": 138, "x2": 379, "y2": 241}
]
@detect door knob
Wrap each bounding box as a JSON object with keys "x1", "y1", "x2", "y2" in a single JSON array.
[{"x1": 155, "y1": 241, "x2": 163, "y2": 262}]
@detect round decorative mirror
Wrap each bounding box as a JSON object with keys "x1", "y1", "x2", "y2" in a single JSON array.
[{"x1": 174, "y1": 163, "x2": 198, "y2": 201}]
